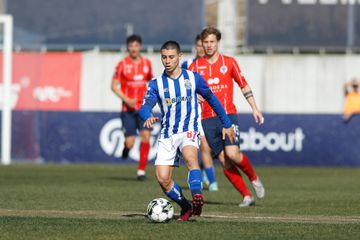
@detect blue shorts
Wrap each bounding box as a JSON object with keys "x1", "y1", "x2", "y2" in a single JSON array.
[
  {"x1": 121, "y1": 111, "x2": 151, "y2": 137},
  {"x1": 201, "y1": 114, "x2": 240, "y2": 158}
]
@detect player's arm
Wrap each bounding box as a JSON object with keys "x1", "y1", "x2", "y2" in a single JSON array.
[
  {"x1": 139, "y1": 80, "x2": 159, "y2": 128},
  {"x1": 194, "y1": 73, "x2": 235, "y2": 143},
  {"x1": 241, "y1": 85, "x2": 264, "y2": 125},
  {"x1": 231, "y1": 59, "x2": 264, "y2": 125},
  {"x1": 111, "y1": 63, "x2": 136, "y2": 107}
]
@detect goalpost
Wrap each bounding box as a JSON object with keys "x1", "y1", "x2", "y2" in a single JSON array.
[{"x1": 1, "y1": 15, "x2": 13, "y2": 165}]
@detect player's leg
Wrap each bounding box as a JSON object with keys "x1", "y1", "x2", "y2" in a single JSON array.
[
  {"x1": 136, "y1": 112, "x2": 152, "y2": 180},
  {"x1": 224, "y1": 115, "x2": 265, "y2": 199},
  {"x1": 137, "y1": 129, "x2": 151, "y2": 181},
  {"x1": 123, "y1": 136, "x2": 135, "y2": 157},
  {"x1": 155, "y1": 137, "x2": 192, "y2": 221},
  {"x1": 218, "y1": 149, "x2": 255, "y2": 207},
  {"x1": 121, "y1": 112, "x2": 137, "y2": 159},
  {"x1": 204, "y1": 115, "x2": 254, "y2": 206},
  {"x1": 228, "y1": 149, "x2": 265, "y2": 199},
  {"x1": 155, "y1": 165, "x2": 192, "y2": 220},
  {"x1": 200, "y1": 136, "x2": 218, "y2": 191},
  {"x1": 198, "y1": 125, "x2": 209, "y2": 186},
  {"x1": 181, "y1": 144, "x2": 204, "y2": 216},
  {"x1": 198, "y1": 154, "x2": 209, "y2": 186}
]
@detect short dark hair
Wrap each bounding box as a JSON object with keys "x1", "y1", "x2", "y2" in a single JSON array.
[
  {"x1": 126, "y1": 34, "x2": 142, "y2": 45},
  {"x1": 200, "y1": 27, "x2": 221, "y2": 41},
  {"x1": 195, "y1": 34, "x2": 201, "y2": 43},
  {"x1": 160, "y1": 40, "x2": 181, "y2": 53}
]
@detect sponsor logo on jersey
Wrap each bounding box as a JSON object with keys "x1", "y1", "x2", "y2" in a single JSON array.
[
  {"x1": 165, "y1": 96, "x2": 193, "y2": 106},
  {"x1": 165, "y1": 98, "x2": 172, "y2": 106},
  {"x1": 134, "y1": 74, "x2": 144, "y2": 81},
  {"x1": 207, "y1": 77, "x2": 220, "y2": 85}
]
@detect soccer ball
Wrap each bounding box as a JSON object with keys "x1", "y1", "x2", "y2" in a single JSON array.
[{"x1": 146, "y1": 198, "x2": 174, "y2": 223}]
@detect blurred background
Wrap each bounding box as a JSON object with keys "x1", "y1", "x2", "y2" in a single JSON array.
[{"x1": 1, "y1": 0, "x2": 360, "y2": 166}]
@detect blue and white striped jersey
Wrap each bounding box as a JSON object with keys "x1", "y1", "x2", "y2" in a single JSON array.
[{"x1": 139, "y1": 69, "x2": 231, "y2": 139}]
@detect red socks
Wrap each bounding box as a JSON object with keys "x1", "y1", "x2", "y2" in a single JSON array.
[
  {"x1": 223, "y1": 165, "x2": 251, "y2": 197},
  {"x1": 138, "y1": 141, "x2": 150, "y2": 171},
  {"x1": 236, "y1": 154, "x2": 257, "y2": 182}
]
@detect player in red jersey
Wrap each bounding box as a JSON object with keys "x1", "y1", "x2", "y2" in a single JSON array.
[
  {"x1": 189, "y1": 27, "x2": 265, "y2": 207},
  {"x1": 111, "y1": 34, "x2": 153, "y2": 181}
]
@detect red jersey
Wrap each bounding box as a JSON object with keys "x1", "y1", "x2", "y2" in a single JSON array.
[
  {"x1": 189, "y1": 54, "x2": 248, "y2": 119},
  {"x1": 114, "y1": 56, "x2": 153, "y2": 111}
]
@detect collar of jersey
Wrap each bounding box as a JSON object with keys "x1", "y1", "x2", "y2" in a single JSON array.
[{"x1": 162, "y1": 69, "x2": 184, "y2": 81}]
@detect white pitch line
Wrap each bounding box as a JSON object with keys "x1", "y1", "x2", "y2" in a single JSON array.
[
  {"x1": 201, "y1": 214, "x2": 360, "y2": 224},
  {"x1": 1, "y1": 209, "x2": 359, "y2": 224}
]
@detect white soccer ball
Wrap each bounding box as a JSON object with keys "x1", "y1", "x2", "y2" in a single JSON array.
[{"x1": 146, "y1": 198, "x2": 174, "y2": 223}]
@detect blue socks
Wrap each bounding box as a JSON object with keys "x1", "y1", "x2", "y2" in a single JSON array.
[
  {"x1": 165, "y1": 182, "x2": 191, "y2": 210},
  {"x1": 188, "y1": 169, "x2": 203, "y2": 196},
  {"x1": 165, "y1": 169, "x2": 203, "y2": 210},
  {"x1": 204, "y1": 166, "x2": 216, "y2": 184}
]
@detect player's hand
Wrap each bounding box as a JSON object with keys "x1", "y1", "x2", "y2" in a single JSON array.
[
  {"x1": 222, "y1": 127, "x2": 236, "y2": 144},
  {"x1": 144, "y1": 117, "x2": 159, "y2": 128},
  {"x1": 198, "y1": 94, "x2": 205, "y2": 104},
  {"x1": 124, "y1": 98, "x2": 136, "y2": 108},
  {"x1": 253, "y1": 109, "x2": 264, "y2": 125}
]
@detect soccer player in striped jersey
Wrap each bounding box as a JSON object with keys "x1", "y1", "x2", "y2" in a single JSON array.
[
  {"x1": 139, "y1": 40, "x2": 235, "y2": 221},
  {"x1": 111, "y1": 34, "x2": 153, "y2": 181},
  {"x1": 182, "y1": 34, "x2": 218, "y2": 191},
  {"x1": 190, "y1": 27, "x2": 265, "y2": 207}
]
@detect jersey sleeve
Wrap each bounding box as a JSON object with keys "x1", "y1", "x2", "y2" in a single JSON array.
[
  {"x1": 231, "y1": 58, "x2": 248, "y2": 88},
  {"x1": 194, "y1": 72, "x2": 232, "y2": 128},
  {"x1": 139, "y1": 80, "x2": 158, "y2": 121}
]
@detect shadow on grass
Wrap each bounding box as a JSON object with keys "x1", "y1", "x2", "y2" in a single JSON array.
[{"x1": 122, "y1": 213, "x2": 198, "y2": 223}]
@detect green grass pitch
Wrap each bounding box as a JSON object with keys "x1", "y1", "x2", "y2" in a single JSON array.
[{"x1": 0, "y1": 164, "x2": 359, "y2": 240}]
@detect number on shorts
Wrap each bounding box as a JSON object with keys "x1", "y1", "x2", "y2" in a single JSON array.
[{"x1": 186, "y1": 131, "x2": 197, "y2": 140}]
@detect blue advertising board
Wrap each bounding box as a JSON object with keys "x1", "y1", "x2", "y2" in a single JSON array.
[{"x1": 6, "y1": 111, "x2": 360, "y2": 166}]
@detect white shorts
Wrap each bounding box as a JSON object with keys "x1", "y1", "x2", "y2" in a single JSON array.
[{"x1": 155, "y1": 131, "x2": 200, "y2": 166}]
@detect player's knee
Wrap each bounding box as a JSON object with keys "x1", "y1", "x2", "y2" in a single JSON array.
[
  {"x1": 125, "y1": 141, "x2": 135, "y2": 149},
  {"x1": 156, "y1": 176, "x2": 172, "y2": 190},
  {"x1": 225, "y1": 150, "x2": 240, "y2": 163},
  {"x1": 125, "y1": 138, "x2": 135, "y2": 148},
  {"x1": 186, "y1": 157, "x2": 199, "y2": 170},
  {"x1": 140, "y1": 132, "x2": 151, "y2": 142}
]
